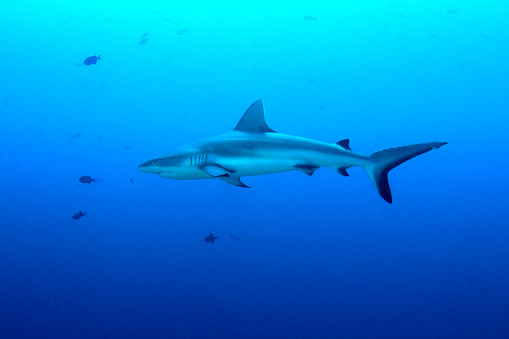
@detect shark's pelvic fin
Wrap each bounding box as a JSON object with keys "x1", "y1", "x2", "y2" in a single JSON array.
[
  {"x1": 294, "y1": 164, "x2": 320, "y2": 176},
  {"x1": 337, "y1": 167, "x2": 350, "y2": 176},
  {"x1": 365, "y1": 141, "x2": 448, "y2": 203},
  {"x1": 233, "y1": 99, "x2": 276, "y2": 133}
]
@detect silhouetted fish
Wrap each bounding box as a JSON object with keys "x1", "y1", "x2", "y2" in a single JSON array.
[
  {"x1": 84, "y1": 55, "x2": 101, "y2": 65},
  {"x1": 303, "y1": 15, "x2": 317, "y2": 21},
  {"x1": 71, "y1": 132, "x2": 82, "y2": 140},
  {"x1": 204, "y1": 233, "x2": 218, "y2": 244},
  {"x1": 79, "y1": 176, "x2": 102, "y2": 184},
  {"x1": 129, "y1": 177, "x2": 136, "y2": 186},
  {"x1": 230, "y1": 234, "x2": 244, "y2": 242},
  {"x1": 139, "y1": 38, "x2": 149, "y2": 45},
  {"x1": 72, "y1": 211, "x2": 87, "y2": 220}
]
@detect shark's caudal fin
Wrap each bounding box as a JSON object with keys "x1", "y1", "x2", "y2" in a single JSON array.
[{"x1": 364, "y1": 141, "x2": 447, "y2": 203}]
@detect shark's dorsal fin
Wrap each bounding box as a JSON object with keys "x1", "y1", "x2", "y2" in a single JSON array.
[{"x1": 233, "y1": 100, "x2": 276, "y2": 133}]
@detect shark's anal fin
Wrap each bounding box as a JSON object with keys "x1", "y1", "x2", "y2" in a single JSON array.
[
  {"x1": 294, "y1": 164, "x2": 319, "y2": 176},
  {"x1": 233, "y1": 100, "x2": 276, "y2": 133}
]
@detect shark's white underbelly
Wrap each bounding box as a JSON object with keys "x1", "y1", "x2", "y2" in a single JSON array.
[{"x1": 220, "y1": 156, "x2": 299, "y2": 176}]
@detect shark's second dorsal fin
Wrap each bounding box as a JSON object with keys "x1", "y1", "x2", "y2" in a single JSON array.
[
  {"x1": 336, "y1": 139, "x2": 351, "y2": 151},
  {"x1": 233, "y1": 100, "x2": 276, "y2": 133}
]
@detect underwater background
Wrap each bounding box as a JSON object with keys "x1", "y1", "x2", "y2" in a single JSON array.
[{"x1": 1, "y1": 1, "x2": 508, "y2": 338}]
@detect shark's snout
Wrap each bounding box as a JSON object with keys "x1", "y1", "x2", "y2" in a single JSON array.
[{"x1": 138, "y1": 160, "x2": 156, "y2": 173}]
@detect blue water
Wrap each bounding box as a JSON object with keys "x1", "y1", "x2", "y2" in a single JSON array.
[{"x1": 1, "y1": 2, "x2": 508, "y2": 338}]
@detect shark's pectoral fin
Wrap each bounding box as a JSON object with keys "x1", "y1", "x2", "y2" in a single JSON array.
[
  {"x1": 202, "y1": 164, "x2": 250, "y2": 188},
  {"x1": 219, "y1": 175, "x2": 250, "y2": 188},
  {"x1": 202, "y1": 164, "x2": 234, "y2": 177},
  {"x1": 294, "y1": 164, "x2": 320, "y2": 176}
]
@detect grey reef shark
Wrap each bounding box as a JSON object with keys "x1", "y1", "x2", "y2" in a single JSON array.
[{"x1": 138, "y1": 100, "x2": 447, "y2": 203}]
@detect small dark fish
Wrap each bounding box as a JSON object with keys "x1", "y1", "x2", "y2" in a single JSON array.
[
  {"x1": 230, "y1": 234, "x2": 244, "y2": 242},
  {"x1": 141, "y1": 32, "x2": 149, "y2": 37},
  {"x1": 72, "y1": 210, "x2": 87, "y2": 220},
  {"x1": 139, "y1": 38, "x2": 149, "y2": 45},
  {"x1": 71, "y1": 132, "x2": 82, "y2": 140},
  {"x1": 204, "y1": 233, "x2": 218, "y2": 244},
  {"x1": 122, "y1": 145, "x2": 133, "y2": 150},
  {"x1": 176, "y1": 29, "x2": 189, "y2": 35},
  {"x1": 129, "y1": 177, "x2": 136, "y2": 186},
  {"x1": 84, "y1": 55, "x2": 102, "y2": 65},
  {"x1": 303, "y1": 15, "x2": 317, "y2": 21},
  {"x1": 79, "y1": 176, "x2": 102, "y2": 184}
]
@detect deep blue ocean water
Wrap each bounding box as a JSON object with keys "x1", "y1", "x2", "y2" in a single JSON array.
[{"x1": 1, "y1": 2, "x2": 508, "y2": 338}]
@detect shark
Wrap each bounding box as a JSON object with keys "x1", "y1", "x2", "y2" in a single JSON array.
[{"x1": 138, "y1": 100, "x2": 447, "y2": 203}]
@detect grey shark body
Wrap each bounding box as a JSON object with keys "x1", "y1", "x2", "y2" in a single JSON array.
[{"x1": 138, "y1": 100, "x2": 447, "y2": 203}]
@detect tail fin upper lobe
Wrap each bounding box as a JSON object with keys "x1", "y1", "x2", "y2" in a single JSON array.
[{"x1": 365, "y1": 141, "x2": 447, "y2": 203}]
